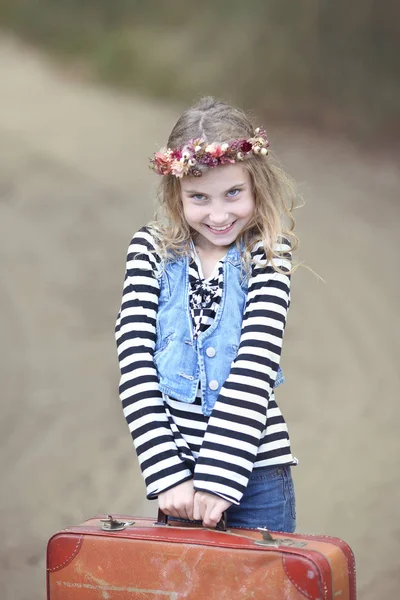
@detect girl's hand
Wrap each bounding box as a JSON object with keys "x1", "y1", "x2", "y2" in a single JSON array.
[
  {"x1": 158, "y1": 479, "x2": 195, "y2": 520},
  {"x1": 193, "y1": 491, "x2": 232, "y2": 528}
]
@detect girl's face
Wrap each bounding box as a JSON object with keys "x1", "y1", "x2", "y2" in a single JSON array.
[{"x1": 180, "y1": 163, "x2": 255, "y2": 253}]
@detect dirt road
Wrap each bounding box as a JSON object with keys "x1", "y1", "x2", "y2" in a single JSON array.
[{"x1": 1, "y1": 35, "x2": 399, "y2": 599}]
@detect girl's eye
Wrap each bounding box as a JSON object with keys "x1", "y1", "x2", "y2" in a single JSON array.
[
  {"x1": 226, "y1": 188, "x2": 240, "y2": 198},
  {"x1": 191, "y1": 194, "x2": 206, "y2": 201}
]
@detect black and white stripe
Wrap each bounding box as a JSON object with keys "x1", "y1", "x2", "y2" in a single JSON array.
[
  {"x1": 115, "y1": 226, "x2": 295, "y2": 504},
  {"x1": 188, "y1": 252, "x2": 223, "y2": 339}
]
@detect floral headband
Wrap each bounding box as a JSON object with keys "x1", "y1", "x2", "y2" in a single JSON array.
[{"x1": 149, "y1": 127, "x2": 269, "y2": 178}]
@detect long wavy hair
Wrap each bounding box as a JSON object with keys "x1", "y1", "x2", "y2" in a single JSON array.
[{"x1": 149, "y1": 96, "x2": 299, "y2": 274}]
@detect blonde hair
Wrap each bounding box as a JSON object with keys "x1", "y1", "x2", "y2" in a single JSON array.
[{"x1": 149, "y1": 96, "x2": 299, "y2": 274}]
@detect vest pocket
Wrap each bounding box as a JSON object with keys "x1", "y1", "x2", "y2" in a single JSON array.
[
  {"x1": 154, "y1": 335, "x2": 199, "y2": 404},
  {"x1": 153, "y1": 333, "x2": 173, "y2": 361}
]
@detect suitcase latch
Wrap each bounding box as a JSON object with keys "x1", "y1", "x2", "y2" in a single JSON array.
[
  {"x1": 255, "y1": 528, "x2": 279, "y2": 546},
  {"x1": 255, "y1": 528, "x2": 307, "y2": 548},
  {"x1": 100, "y1": 515, "x2": 135, "y2": 531}
]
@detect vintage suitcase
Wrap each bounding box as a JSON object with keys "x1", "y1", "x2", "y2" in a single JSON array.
[{"x1": 47, "y1": 512, "x2": 356, "y2": 600}]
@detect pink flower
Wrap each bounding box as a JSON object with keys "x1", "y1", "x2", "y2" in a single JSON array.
[
  {"x1": 171, "y1": 149, "x2": 182, "y2": 160},
  {"x1": 153, "y1": 151, "x2": 172, "y2": 175},
  {"x1": 220, "y1": 156, "x2": 236, "y2": 165},
  {"x1": 205, "y1": 144, "x2": 224, "y2": 158},
  {"x1": 211, "y1": 146, "x2": 224, "y2": 158}
]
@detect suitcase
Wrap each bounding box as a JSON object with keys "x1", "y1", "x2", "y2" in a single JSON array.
[{"x1": 46, "y1": 511, "x2": 356, "y2": 600}]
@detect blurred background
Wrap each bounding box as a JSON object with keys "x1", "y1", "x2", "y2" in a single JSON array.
[{"x1": 0, "y1": 2, "x2": 399, "y2": 599}]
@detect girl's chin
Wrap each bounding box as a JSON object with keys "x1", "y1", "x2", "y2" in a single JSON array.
[{"x1": 195, "y1": 232, "x2": 233, "y2": 251}]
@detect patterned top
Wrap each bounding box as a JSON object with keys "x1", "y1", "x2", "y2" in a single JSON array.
[
  {"x1": 188, "y1": 245, "x2": 223, "y2": 339},
  {"x1": 115, "y1": 226, "x2": 296, "y2": 505}
]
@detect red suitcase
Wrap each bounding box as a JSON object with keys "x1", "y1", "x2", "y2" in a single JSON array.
[{"x1": 47, "y1": 512, "x2": 356, "y2": 600}]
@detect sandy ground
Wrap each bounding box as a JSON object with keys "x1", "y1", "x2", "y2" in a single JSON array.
[{"x1": 0, "y1": 35, "x2": 399, "y2": 600}]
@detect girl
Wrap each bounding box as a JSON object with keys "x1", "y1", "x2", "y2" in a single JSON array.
[{"x1": 115, "y1": 97, "x2": 298, "y2": 532}]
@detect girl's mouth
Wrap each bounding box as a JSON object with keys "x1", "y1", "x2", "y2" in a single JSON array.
[{"x1": 205, "y1": 221, "x2": 236, "y2": 235}]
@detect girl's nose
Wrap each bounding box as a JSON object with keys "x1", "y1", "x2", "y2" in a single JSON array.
[{"x1": 209, "y1": 212, "x2": 229, "y2": 225}]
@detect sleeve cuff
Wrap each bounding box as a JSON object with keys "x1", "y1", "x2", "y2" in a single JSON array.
[
  {"x1": 146, "y1": 472, "x2": 193, "y2": 499},
  {"x1": 193, "y1": 482, "x2": 241, "y2": 506}
]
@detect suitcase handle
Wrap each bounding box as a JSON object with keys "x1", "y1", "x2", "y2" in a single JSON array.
[{"x1": 156, "y1": 508, "x2": 227, "y2": 531}]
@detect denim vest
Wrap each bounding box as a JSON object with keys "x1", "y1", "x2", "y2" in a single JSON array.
[{"x1": 154, "y1": 244, "x2": 284, "y2": 416}]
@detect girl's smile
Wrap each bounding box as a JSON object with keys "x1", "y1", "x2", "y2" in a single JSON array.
[
  {"x1": 181, "y1": 163, "x2": 255, "y2": 253},
  {"x1": 205, "y1": 221, "x2": 237, "y2": 234}
]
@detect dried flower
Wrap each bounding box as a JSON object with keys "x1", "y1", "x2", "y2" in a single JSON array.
[
  {"x1": 151, "y1": 151, "x2": 172, "y2": 175},
  {"x1": 241, "y1": 141, "x2": 252, "y2": 153},
  {"x1": 171, "y1": 149, "x2": 182, "y2": 160},
  {"x1": 220, "y1": 156, "x2": 236, "y2": 165},
  {"x1": 202, "y1": 156, "x2": 219, "y2": 167},
  {"x1": 171, "y1": 161, "x2": 189, "y2": 177}
]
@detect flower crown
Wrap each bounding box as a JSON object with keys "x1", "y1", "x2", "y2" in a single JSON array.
[{"x1": 149, "y1": 127, "x2": 269, "y2": 178}]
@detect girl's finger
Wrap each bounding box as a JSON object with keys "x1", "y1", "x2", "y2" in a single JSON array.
[
  {"x1": 185, "y1": 503, "x2": 194, "y2": 521},
  {"x1": 178, "y1": 506, "x2": 189, "y2": 521},
  {"x1": 203, "y1": 503, "x2": 216, "y2": 528},
  {"x1": 208, "y1": 505, "x2": 222, "y2": 528},
  {"x1": 165, "y1": 507, "x2": 179, "y2": 519},
  {"x1": 193, "y1": 496, "x2": 202, "y2": 521}
]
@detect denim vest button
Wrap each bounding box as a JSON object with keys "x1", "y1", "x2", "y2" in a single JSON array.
[
  {"x1": 206, "y1": 347, "x2": 216, "y2": 357},
  {"x1": 208, "y1": 379, "x2": 219, "y2": 391}
]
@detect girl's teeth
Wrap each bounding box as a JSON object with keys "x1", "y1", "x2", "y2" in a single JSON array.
[{"x1": 210, "y1": 223, "x2": 232, "y2": 231}]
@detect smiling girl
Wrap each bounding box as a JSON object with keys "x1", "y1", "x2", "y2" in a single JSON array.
[{"x1": 115, "y1": 96, "x2": 298, "y2": 531}]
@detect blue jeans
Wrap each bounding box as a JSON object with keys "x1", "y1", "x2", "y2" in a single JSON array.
[
  {"x1": 169, "y1": 465, "x2": 296, "y2": 533},
  {"x1": 226, "y1": 464, "x2": 296, "y2": 532}
]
